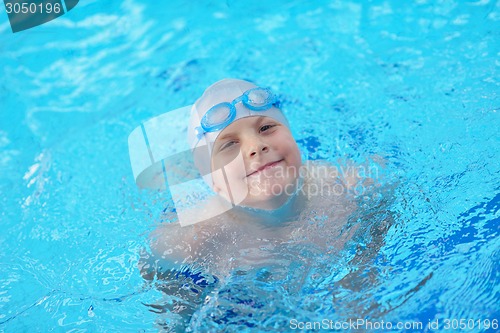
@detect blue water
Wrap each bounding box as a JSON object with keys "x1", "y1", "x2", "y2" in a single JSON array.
[{"x1": 1, "y1": 0, "x2": 498, "y2": 332}]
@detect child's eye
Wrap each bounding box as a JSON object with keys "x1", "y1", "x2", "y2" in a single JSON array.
[
  {"x1": 260, "y1": 124, "x2": 276, "y2": 132},
  {"x1": 220, "y1": 140, "x2": 237, "y2": 151}
]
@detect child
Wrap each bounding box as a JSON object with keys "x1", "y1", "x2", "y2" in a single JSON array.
[
  {"x1": 140, "y1": 79, "x2": 368, "y2": 277},
  {"x1": 136, "y1": 78, "x2": 376, "y2": 330}
]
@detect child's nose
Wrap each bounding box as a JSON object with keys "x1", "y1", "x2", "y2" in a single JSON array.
[{"x1": 246, "y1": 138, "x2": 269, "y2": 158}]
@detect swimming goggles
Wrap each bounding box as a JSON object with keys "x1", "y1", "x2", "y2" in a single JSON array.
[{"x1": 194, "y1": 87, "x2": 279, "y2": 139}]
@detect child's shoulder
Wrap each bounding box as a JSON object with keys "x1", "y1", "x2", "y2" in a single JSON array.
[
  {"x1": 302, "y1": 159, "x2": 368, "y2": 191},
  {"x1": 149, "y1": 201, "x2": 231, "y2": 267},
  {"x1": 149, "y1": 222, "x2": 196, "y2": 266},
  {"x1": 302, "y1": 160, "x2": 342, "y2": 185},
  {"x1": 303, "y1": 160, "x2": 340, "y2": 175}
]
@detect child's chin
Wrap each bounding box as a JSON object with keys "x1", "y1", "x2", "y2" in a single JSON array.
[{"x1": 247, "y1": 174, "x2": 298, "y2": 188}]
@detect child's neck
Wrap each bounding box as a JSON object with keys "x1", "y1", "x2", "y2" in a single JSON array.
[{"x1": 232, "y1": 177, "x2": 307, "y2": 226}]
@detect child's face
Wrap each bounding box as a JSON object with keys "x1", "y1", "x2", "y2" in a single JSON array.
[{"x1": 210, "y1": 116, "x2": 302, "y2": 210}]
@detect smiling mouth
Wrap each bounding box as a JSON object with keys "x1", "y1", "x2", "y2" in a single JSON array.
[{"x1": 246, "y1": 159, "x2": 284, "y2": 177}]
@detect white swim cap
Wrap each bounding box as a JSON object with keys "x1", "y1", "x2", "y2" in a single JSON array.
[{"x1": 187, "y1": 78, "x2": 290, "y2": 187}]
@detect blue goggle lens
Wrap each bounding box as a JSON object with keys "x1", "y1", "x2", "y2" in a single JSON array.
[
  {"x1": 201, "y1": 102, "x2": 235, "y2": 132},
  {"x1": 243, "y1": 88, "x2": 276, "y2": 110}
]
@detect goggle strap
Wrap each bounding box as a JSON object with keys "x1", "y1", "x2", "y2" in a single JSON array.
[{"x1": 195, "y1": 126, "x2": 205, "y2": 140}]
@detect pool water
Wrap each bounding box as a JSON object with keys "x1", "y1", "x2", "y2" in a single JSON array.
[{"x1": 1, "y1": 0, "x2": 498, "y2": 332}]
